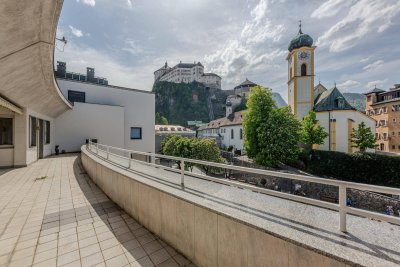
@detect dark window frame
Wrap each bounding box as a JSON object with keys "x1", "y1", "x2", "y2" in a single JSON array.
[
  {"x1": 30, "y1": 116, "x2": 37, "y2": 147},
  {"x1": 231, "y1": 129, "x2": 234, "y2": 139},
  {"x1": 301, "y1": 63, "x2": 307, "y2": 76},
  {"x1": 68, "y1": 90, "x2": 86, "y2": 103},
  {"x1": 130, "y1": 127, "x2": 142, "y2": 140},
  {"x1": 0, "y1": 117, "x2": 13, "y2": 146},
  {"x1": 45, "y1": 121, "x2": 50, "y2": 144}
]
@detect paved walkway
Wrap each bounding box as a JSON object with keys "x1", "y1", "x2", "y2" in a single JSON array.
[{"x1": 0, "y1": 155, "x2": 193, "y2": 267}]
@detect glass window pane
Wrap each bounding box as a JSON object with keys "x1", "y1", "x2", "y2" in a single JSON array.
[
  {"x1": 130, "y1": 127, "x2": 142, "y2": 139},
  {"x1": 0, "y1": 118, "x2": 13, "y2": 145}
]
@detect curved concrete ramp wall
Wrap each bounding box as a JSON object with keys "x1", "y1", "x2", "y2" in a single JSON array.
[{"x1": 81, "y1": 147, "x2": 348, "y2": 267}]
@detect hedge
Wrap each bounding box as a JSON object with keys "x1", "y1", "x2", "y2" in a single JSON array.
[{"x1": 304, "y1": 150, "x2": 400, "y2": 188}]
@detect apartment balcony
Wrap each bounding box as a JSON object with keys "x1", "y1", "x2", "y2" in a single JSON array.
[{"x1": 79, "y1": 143, "x2": 400, "y2": 267}]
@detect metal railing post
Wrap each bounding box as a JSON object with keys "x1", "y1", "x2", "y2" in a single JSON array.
[
  {"x1": 180, "y1": 160, "x2": 185, "y2": 187},
  {"x1": 128, "y1": 152, "x2": 132, "y2": 169},
  {"x1": 106, "y1": 146, "x2": 110, "y2": 160},
  {"x1": 339, "y1": 185, "x2": 347, "y2": 232}
]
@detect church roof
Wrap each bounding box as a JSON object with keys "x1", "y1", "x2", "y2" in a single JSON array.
[
  {"x1": 288, "y1": 23, "x2": 313, "y2": 52},
  {"x1": 314, "y1": 86, "x2": 355, "y2": 112},
  {"x1": 234, "y1": 78, "x2": 257, "y2": 89},
  {"x1": 364, "y1": 87, "x2": 385, "y2": 95}
]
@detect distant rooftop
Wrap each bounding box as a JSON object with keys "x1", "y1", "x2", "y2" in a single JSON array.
[{"x1": 55, "y1": 61, "x2": 108, "y2": 85}]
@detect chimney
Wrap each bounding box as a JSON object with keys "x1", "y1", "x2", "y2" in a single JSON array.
[
  {"x1": 56, "y1": 61, "x2": 66, "y2": 78},
  {"x1": 87, "y1": 67, "x2": 95, "y2": 82}
]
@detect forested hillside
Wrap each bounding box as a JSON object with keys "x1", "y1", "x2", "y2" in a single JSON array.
[{"x1": 152, "y1": 81, "x2": 210, "y2": 126}]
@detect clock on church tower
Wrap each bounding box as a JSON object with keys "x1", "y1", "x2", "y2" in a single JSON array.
[{"x1": 286, "y1": 21, "x2": 315, "y2": 120}]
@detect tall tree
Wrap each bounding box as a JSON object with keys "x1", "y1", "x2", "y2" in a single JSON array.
[
  {"x1": 155, "y1": 112, "x2": 168, "y2": 125},
  {"x1": 351, "y1": 122, "x2": 377, "y2": 153},
  {"x1": 243, "y1": 86, "x2": 301, "y2": 167},
  {"x1": 300, "y1": 110, "x2": 328, "y2": 148}
]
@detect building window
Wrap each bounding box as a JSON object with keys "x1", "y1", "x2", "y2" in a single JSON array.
[
  {"x1": 301, "y1": 63, "x2": 307, "y2": 76},
  {"x1": 45, "y1": 121, "x2": 50, "y2": 144},
  {"x1": 231, "y1": 129, "x2": 234, "y2": 139},
  {"x1": 382, "y1": 106, "x2": 388, "y2": 113},
  {"x1": 130, "y1": 127, "x2": 142, "y2": 140},
  {"x1": 0, "y1": 118, "x2": 13, "y2": 146},
  {"x1": 68, "y1": 90, "x2": 85, "y2": 103},
  {"x1": 240, "y1": 128, "x2": 243, "y2": 140},
  {"x1": 30, "y1": 116, "x2": 37, "y2": 147},
  {"x1": 392, "y1": 145, "x2": 396, "y2": 150},
  {"x1": 367, "y1": 96, "x2": 371, "y2": 101}
]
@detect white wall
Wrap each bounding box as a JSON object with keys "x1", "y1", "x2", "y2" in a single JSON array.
[
  {"x1": 220, "y1": 124, "x2": 243, "y2": 151},
  {"x1": 57, "y1": 79, "x2": 155, "y2": 153},
  {"x1": 316, "y1": 110, "x2": 376, "y2": 153},
  {"x1": 55, "y1": 102, "x2": 124, "y2": 152}
]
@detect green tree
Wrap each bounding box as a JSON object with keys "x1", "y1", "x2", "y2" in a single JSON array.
[
  {"x1": 351, "y1": 122, "x2": 377, "y2": 153},
  {"x1": 300, "y1": 110, "x2": 328, "y2": 147},
  {"x1": 155, "y1": 112, "x2": 168, "y2": 125},
  {"x1": 161, "y1": 135, "x2": 224, "y2": 173},
  {"x1": 243, "y1": 86, "x2": 301, "y2": 167}
]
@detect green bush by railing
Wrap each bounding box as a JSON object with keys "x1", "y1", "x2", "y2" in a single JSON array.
[{"x1": 304, "y1": 150, "x2": 400, "y2": 188}]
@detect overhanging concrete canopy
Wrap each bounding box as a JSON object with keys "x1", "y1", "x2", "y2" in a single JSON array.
[
  {"x1": 0, "y1": 96, "x2": 23, "y2": 114},
  {"x1": 0, "y1": 0, "x2": 72, "y2": 118}
]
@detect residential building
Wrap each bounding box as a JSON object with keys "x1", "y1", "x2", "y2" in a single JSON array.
[
  {"x1": 365, "y1": 84, "x2": 400, "y2": 152},
  {"x1": 154, "y1": 61, "x2": 222, "y2": 89},
  {"x1": 197, "y1": 105, "x2": 244, "y2": 154},
  {"x1": 287, "y1": 24, "x2": 375, "y2": 153},
  {"x1": 55, "y1": 62, "x2": 155, "y2": 156},
  {"x1": 155, "y1": 124, "x2": 195, "y2": 152}
]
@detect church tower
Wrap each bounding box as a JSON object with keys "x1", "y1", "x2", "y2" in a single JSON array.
[{"x1": 287, "y1": 21, "x2": 315, "y2": 120}]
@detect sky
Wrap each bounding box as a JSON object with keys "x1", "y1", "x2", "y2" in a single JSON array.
[{"x1": 55, "y1": 0, "x2": 400, "y2": 102}]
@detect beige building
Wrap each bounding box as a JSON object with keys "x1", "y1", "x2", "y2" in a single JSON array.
[
  {"x1": 154, "y1": 61, "x2": 222, "y2": 89},
  {"x1": 365, "y1": 85, "x2": 400, "y2": 152},
  {"x1": 287, "y1": 24, "x2": 375, "y2": 153}
]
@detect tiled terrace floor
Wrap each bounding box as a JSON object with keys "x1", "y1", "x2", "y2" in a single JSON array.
[{"x1": 0, "y1": 155, "x2": 193, "y2": 267}]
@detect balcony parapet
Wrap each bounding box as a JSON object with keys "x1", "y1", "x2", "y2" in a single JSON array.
[{"x1": 81, "y1": 144, "x2": 400, "y2": 267}]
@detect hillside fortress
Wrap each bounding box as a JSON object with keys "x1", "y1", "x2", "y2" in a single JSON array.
[{"x1": 154, "y1": 61, "x2": 222, "y2": 89}]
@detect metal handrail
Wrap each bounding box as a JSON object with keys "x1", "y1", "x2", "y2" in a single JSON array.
[{"x1": 87, "y1": 141, "x2": 400, "y2": 232}]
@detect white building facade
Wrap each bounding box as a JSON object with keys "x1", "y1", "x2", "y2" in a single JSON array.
[
  {"x1": 55, "y1": 78, "x2": 155, "y2": 155},
  {"x1": 154, "y1": 62, "x2": 222, "y2": 89},
  {"x1": 197, "y1": 111, "x2": 244, "y2": 154}
]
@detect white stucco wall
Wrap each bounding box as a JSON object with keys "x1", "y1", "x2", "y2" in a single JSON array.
[
  {"x1": 316, "y1": 110, "x2": 376, "y2": 153},
  {"x1": 57, "y1": 79, "x2": 155, "y2": 153},
  {"x1": 55, "y1": 102, "x2": 124, "y2": 153},
  {"x1": 220, "y1": 125, "x2": 244, "y2": 151}
]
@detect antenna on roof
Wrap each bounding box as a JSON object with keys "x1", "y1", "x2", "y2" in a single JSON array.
[
  {"x1": 334, "y1": 81, "x2": 337, "y2": 88},
  {"x1": 298, "y1": 20, "x2": 303, "y2": 34}
]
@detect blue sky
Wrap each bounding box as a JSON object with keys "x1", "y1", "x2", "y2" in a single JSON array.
[{"x1": 55, "y1": 0, "x2": 400, "y2": 101}]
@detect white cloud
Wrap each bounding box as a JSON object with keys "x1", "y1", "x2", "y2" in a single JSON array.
[
  {"x1": 68, "y1": 25, "x2": 83, "y2": 37},
  {"x1": 311, "y1": 0, "x2": 351, "y2": 19},
  {"x1": 315, "y1": 0, "x2": 400, "y2": 52},
  {"x1": 76, "y1": 0, "x2": 96, "y2": 7},
  {"x1": 55, "y1": 42, "x2": 153, "y2": 90},
  {"x1": 122, "y1": 39, "x2": 144, "y2": 55},
  {"x1": 126, "y1": 0, "x2": 133, "y2": 9},
  {"x1": 367, "y1": 79, "x2": 387, "y2": 89},
  {"x1": 363, "y1": 60, "x2": 384, "y2": 71},
  {"x1": 203, "y1": 0, "x2": 285, "y2": 89},
  {"x1": 360, "y1": 57, "x2": 371, "y2": 63},
  {"x1": 337, "y1": 80, "x2": 361, "y2": 91}
]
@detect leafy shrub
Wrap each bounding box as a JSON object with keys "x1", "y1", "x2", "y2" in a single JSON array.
[{"x1": 305, "y1": 150, "x2": 400, "y2": 187}]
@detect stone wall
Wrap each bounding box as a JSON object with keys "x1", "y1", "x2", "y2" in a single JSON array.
[{"x1": 225, "y1": 156, "x2": 400, "y2": 216}]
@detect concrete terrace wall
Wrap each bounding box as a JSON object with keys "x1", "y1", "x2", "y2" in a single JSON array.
[{"x1": 81, "y1": 147, "x2": 348, "y2": 267}]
